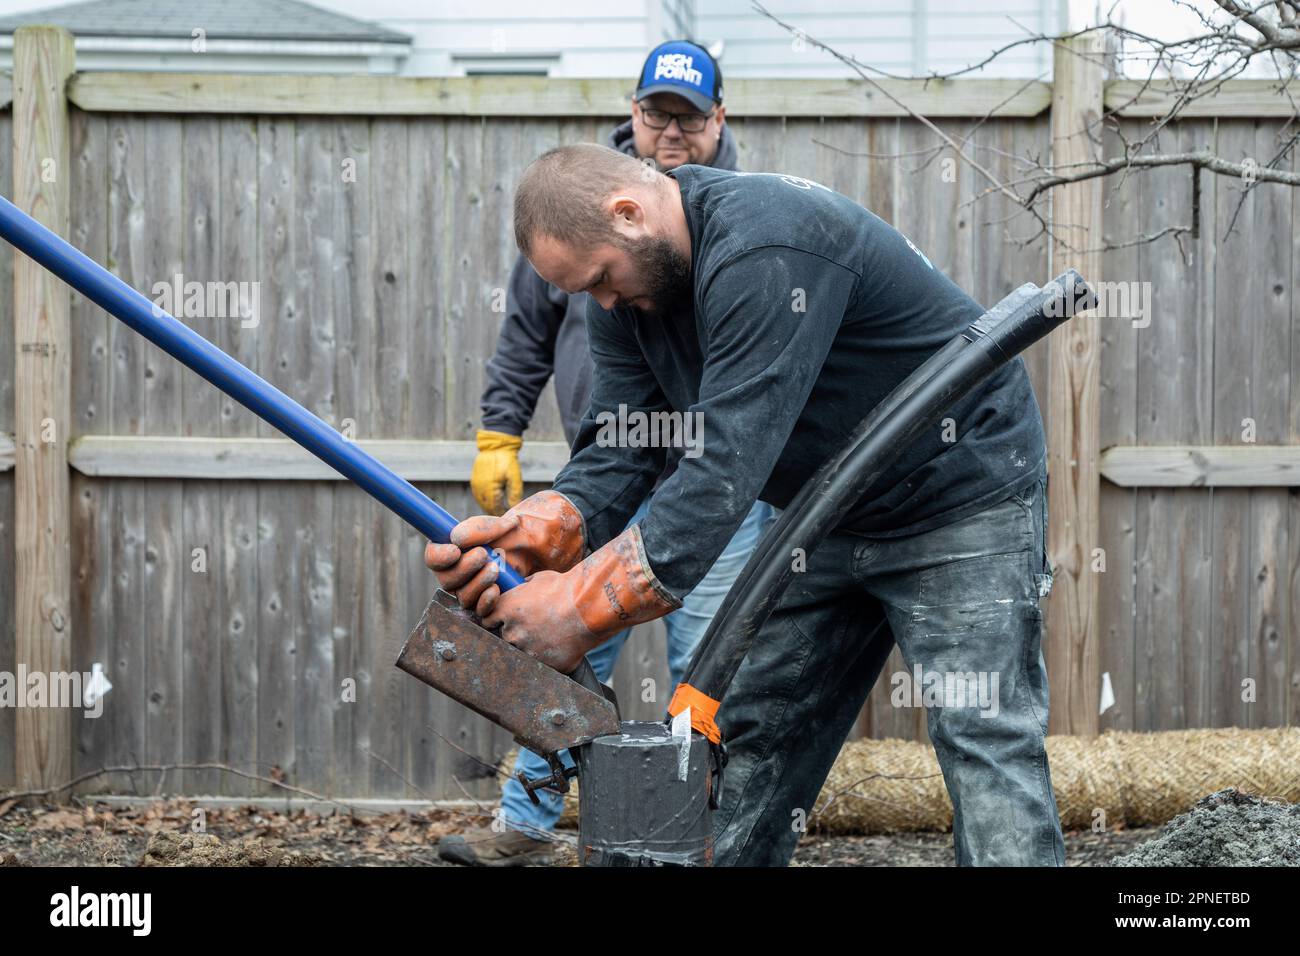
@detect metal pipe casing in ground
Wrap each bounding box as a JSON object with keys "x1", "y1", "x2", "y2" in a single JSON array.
[{"x1": 576, "y1": 722, "x2": 714, "y2": 866}]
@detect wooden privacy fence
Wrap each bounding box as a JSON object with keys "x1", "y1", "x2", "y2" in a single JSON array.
[{"x1": 0, "y1": 26, "x2": 1297, "y2": 801}]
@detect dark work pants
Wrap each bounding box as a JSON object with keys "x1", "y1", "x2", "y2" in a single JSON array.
[{"x1": 713, "y1": 475, "x2": 1065, "y2": 867}]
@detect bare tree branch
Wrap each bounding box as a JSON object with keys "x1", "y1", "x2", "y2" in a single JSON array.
[{"x1": 751, "y1": 0, "x2": 1300, "y2": 253}]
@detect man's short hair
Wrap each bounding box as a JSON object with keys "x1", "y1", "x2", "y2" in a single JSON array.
[{"x1": 513, "y1": 144, "x2": 652, "y2": 258}]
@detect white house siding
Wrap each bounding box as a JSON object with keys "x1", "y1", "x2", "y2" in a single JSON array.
[
  {"x1": 316, "y1": 0, "x2": 1066, "y2": 78},
  {"x1": 311, "y1": 0, "x2": 664, "y2": 77},
  {"x1": 697, "y1": 0, "x2": 1064, "y2": 79}
]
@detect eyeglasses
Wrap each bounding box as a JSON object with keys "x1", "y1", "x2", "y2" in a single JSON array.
[{"x1": 639, "y1": 107, "x2": 715, "y2": 133}]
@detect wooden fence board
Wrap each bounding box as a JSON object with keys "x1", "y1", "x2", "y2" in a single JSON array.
[
  {"x1": 66, "y1": 74, "x2": 1056, "y2": 119},
  {"x1": 102, "y1": 114, "x2": 149, "y2": 795},
  {"x1": 141, "y1": 117, "x2": 185, "y2": 794},
  {"x1": 12, "y1": 27, "x2": 75, "y2": 797},
  {"x1": 0, "y1": 469, "x2": 10, "y2": 790},
  {"x1": 68, "y1": 109, "x2": 110, "y2": 791},
  {"x1": 1246, "y1": 119, "x2": 1294, "y2": 729},
  {"x1": 1130, "y1": 121, "x2": 1204, "y2": 730},
  {"x1": 0, "y1": 110, "x2": 14, "y2": 788},
  {"x1": 291, "y1": 120, "x2": 339, "y2": 796},
  {"x1": 217, "y1": 116, "x2": 261, "y2": 798},
  {"x1": 177, "y1": 117, "x2": 223, "y2": 795},
  {"x1": 1095, "y1": 117, "x2": 1139, "y2": 732},
  {"x1": 254, "y1": 116, "x2": 297, "y2": 794},
  {"x1": 1209, "y1": 119, "x2": 1255, "y2": 729},
  {"x1": 364, "y1": 118, "x2": 412, "y2": 797},
  {"x1": 1291, "y1": 146, "x2": 1300, "y2": 730}
]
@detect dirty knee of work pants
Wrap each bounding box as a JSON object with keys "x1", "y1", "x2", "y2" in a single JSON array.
[{"x1": 881, "y1": 486, "x2": 1063, "y2": 866}]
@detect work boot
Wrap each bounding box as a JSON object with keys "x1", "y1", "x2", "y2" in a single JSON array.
[{"x1": 437, "y1": 826, "x2": 554, "y2": 867}]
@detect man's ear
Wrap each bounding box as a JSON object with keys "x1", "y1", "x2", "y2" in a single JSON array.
[
  {"x1": 714, "y1": 104, "x2": 727, "y2": 128},
  {"x1": 608, "y1": 195, "x2": 646, "y2": 236}
]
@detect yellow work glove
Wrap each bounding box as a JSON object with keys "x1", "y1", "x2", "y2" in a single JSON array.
[{"x1": 470, "y1": 429, "x2": 524, "y2": 516}]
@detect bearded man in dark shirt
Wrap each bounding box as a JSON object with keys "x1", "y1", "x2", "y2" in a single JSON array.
[{"x1": 426, "y1": 144, "x2": 1065, "y2": 867}]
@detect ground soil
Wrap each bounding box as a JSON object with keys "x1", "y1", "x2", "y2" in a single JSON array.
[
  {"x1": 0, "y1": 799, "x2": 463, "y2": 867},
  {"x1": 0, "y1": 796, "x2": 1156, "y2": 867},
  {"x1": 792, "y1": 825, "x2": 1153, "y2": 867}
]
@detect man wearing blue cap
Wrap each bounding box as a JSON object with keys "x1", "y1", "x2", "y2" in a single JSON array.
[{"x1": 438, "y1": 40, "x2": 774, "y2": 866}]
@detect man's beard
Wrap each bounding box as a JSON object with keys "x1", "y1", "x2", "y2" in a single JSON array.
[{"x1": 617, "y1": 234, "x2": 691, "y2": 319}]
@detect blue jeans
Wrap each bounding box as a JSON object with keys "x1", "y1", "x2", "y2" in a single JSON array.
[
  {"x1": 714, "y1": 475, "x2": 1064, "y2": 866},
  {"x1": 500, "y1": 499, "x2": 776, "y2": 835}
]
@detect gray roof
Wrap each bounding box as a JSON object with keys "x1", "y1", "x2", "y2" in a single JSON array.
[{"x1": 0, "y1": 0, "x2": 411, "y2": 44}]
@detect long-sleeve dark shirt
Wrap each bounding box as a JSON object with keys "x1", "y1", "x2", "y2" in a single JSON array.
[{"x1": 553, "y1": 166, "x2": 1047, "y2": 600}]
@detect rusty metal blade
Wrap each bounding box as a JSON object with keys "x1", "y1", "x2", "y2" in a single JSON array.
[{"x1": 396, "y1": 592, "x2": 620, "y2": 755}]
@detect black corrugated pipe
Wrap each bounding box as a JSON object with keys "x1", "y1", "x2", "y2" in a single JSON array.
[{"x1": 674, "y1": 270, "x2": 1094, "y2": 717}]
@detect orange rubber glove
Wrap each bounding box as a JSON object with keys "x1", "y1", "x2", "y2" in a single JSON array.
[
  {"x1": 477, "y1": 525, "x2": 681, "y2": 673},
  {"x1": 470, "y1": 429, "x2": 524, "y2": 516},
  {"x1": 423, "y1": 490, "x2": 586, "y2": 615}
]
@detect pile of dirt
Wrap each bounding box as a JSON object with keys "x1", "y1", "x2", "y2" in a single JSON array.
[
  {"x1": 141, "y1": 829, "x2": 322, "y2": 867},
  {"x1": 1112, "y1": 788, "x2": 1300, "y2": 867}
]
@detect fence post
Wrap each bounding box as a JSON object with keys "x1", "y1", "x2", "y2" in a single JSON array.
[
  {"x1": 1046, "y1": 31, "x2": 1105, "y2": 736},
  {"x1": 13, "y1": 25, "x2": 75, "y2": 797}
]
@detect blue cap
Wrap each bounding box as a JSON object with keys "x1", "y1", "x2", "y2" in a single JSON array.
[{"x1": 635, "y1": 40, "x2": 723, "y2": 113}]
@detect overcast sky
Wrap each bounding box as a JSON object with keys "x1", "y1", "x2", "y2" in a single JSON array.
[{"x1": 1068, "y1": 0, "x2": 1287, "y2": 78}]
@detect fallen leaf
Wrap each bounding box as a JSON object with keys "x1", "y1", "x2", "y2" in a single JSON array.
[{"x1": 31, "y1": 809, "x2": 85, "y2": 830}]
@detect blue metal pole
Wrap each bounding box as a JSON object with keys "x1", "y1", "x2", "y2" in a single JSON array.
[{"x1": 0, "y1": 193, "x2": 523, "y2": 591}]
